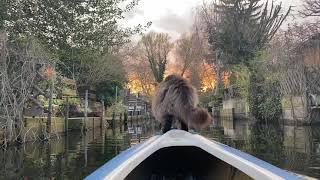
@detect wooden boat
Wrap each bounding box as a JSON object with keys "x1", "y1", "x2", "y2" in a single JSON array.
[{"x1": 85, "y1": 129, "x2": 304, "y2": 180}]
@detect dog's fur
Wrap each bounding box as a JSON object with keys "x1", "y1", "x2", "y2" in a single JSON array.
[{"x1": 152, "y1": 74, "x2": 213, "y2": 133}]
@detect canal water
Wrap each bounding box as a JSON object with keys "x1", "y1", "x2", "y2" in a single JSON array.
[{"x1": 1, "y1": 119, "x2": 320, "y2": 179}]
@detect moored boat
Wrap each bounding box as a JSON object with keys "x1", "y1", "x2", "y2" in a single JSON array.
[{"x1": 85, "y1": 129, "x2": 304, "y2": 180}]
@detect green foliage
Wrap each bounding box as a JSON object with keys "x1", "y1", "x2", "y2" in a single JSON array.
[
  {"x1": 206, "y1": 0, "x2": 290, "y2": 66},
  {"x1": 247, "y1": 53, "x2": 282, "y2": 121},
  {"x1": 248, "y1": 77, "x2": 282, "y2": 121},
  {"x1": 3, "y1": 0, "x2": 146, "y2": 94},
  {"x1": 77, "y1": 52, "x2": 127, "y2": 86},
  {"x1": 199, "y1": 90, "x2": 215, "y2": 107},
  {"x1": 68, "y1": 98, "x2": 81, "y2": 106},
  {"x1": 200, "y1": 89, "x2": 224, "y2": 108},
  {"x1": 62, "y1": 87, "x2": 76, "y2": 97},
  {"x1": 4, "y1": 0, "x2": 148, "y2": 51},
  {"x1": 212, "y1": 87, "x2": 224, "y2": 107},
  {"x1": 229, "y1": 64, "x2": 250, "y2": 98},
  {"x1": 0, "y1": 0, "x2": 7, "y2": 30},
  {"x1": 226, "y1": 50, "x2": 282, "y2": 122},
  {"x1": 96, "y1": 80, "x2": 125, "y2": 106},
  {"x1": 106, "y1": 101, "x2": 128, "y2": 117}
]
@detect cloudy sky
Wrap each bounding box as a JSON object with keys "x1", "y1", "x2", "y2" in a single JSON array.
[{"x1": 125, "y1": 0, "x2": 303, "y2": 40}]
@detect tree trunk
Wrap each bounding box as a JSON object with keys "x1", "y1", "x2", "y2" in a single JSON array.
[
  {"x1": 82, "y1": 89, "x2": 88, "y2": 134},
  {"x1": 214, "y1": 60, "x2": 222, "y2": 96},
  {"x1": 47, "y1": 63, "x2": 55, "y2": 138}
]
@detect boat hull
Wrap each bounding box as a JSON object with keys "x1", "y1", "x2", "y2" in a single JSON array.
[{"x1": 85, "y1": 130, "x2": 301, "y2": 180}]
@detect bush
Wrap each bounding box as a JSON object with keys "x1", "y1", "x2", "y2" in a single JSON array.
[
  {"x1": 106, "y1": 101, "x2": 128, "y2": 117},
  {"x1": 248, "y1": 73, "x2": 282, "y2": 122}
]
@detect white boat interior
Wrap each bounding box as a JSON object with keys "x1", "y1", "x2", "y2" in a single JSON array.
[
  {"x1": 85, "y1": 130, "x2": 301, "y2": 180},
  {"x1": 126, "y1": 146, "x2": 252, "y2": 180}
]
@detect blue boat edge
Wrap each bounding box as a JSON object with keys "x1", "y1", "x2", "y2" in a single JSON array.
[{"x1": 85, "y1": 130, "x2": 304, "y2": 180}]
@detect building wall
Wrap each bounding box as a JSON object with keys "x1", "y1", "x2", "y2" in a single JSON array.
[
  {"x1": 281, "y1": 95, "x2": 309, "y2": 122},
  {"x1": 280, "y1": 37, "x2": 320, "y2": 123},
  {"x1": 222, "y1": 98, "x2": 249, "y2": 117},
  {"x1": 122, "y1": 91, "x2": 149, "y2": 115}
]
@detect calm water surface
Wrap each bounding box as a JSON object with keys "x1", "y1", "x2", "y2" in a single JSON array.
[{"x1": 1, "y1": 119, "x2": 320, "y2": 179}]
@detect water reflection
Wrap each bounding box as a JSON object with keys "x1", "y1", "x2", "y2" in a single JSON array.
[
  {"x1": 1, "y1": 119, "x2": 320, "y2": 179},
  {"x1": 0, "y1": 125, "x2": 158, "y2": 180},
  {"x1": 200, "y1": 118, "x2": 320, "y2": 178}
]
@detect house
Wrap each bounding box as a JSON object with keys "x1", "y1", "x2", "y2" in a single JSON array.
[
  {"x1": 280, "y1": 33, "x2": 320, "y2": 123},
  {"x1": 120, "y1": 89, "x2": 150, "y2": 116},
  {"x1": 220, "y1": 85, "x2": 249, "y2": 119}
]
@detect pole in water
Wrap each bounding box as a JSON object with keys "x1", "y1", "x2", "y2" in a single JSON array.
[
  {"x1": 101, "y1": 100, "x2": 105, "y2": 128},
  {"x1": 119, "y1": 113, "x2": 123, "y2": 133},
  {"x1": 112, "y1": 112, "x2": 116, "y2": 136},
  {"x1": 124, "y1": 112, "x2": 128, "y2": 131},
  {"x1": 115, "y1": 86, "x2": 118, "y2": 103},
  {"x1": 65, "y1": 96, "x2": 69, "y2": 134},
  {"x1": 83, "y1": 89, "x2": 88, "y2": 134}
]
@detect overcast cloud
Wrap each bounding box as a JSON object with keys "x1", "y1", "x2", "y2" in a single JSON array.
[{"x1": 125, "y1": 0, "x2": 303, "y2": 40}]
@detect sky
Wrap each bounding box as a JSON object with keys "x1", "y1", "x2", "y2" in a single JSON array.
[{"x1": 125, "y1": 0, "x2": 303, "y2": 40}]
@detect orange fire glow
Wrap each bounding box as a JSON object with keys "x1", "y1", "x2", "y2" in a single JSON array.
[
  {"x1": 199, "y1": 63, "x2": 216, "y2": 91},
  {"x1": 127, "y1": 62, "x2": 231, "y2": 95},
  {"x1": 127, "y1": 72, "x2": 155, "y2": 96}
]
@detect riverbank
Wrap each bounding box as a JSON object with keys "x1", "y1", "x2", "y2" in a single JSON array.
[{"x1": 0, "y1": 114, "x2": 152, "y2": 147}]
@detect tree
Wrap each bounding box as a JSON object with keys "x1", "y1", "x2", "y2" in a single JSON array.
[
  {"x1": 4, "y1": 0, "x2": 146, "y2": 51},
  {"x1": 127, "y1": 63, "x2": 156, "y2": 96},
  {"x1": 0, "y1": 0, "x2": 145, "y2": 144},
  {"x1": 3, "y1": 0, "x2": 149, "y2": 86},
  {"x1": 265, "y1": 23, "x2": 320, "y2": 121},
  {"x1": 300, "y1": 0, "x2": 320, "y2": 17},
  {"x1": 140, "y1": 32, "x2": 172, "y2": 83},
  {"x1": 199, "y1": 0, "x2": 291, "y2": 67},
  {"x1": 124, "y1": 43, "x2": 156, "y2": 96},
  {"x1": 198, "y1": 0, "x2": 290, "y2": 120},
  {"x1": 196, "y1": 3, "x2": 224, "y2": 95},
  {"x1": 0, "y1": 34, "x2": 53, "y2": 145},
  {"x1": 76, "y1": 52, "x2": 126, "y2": 87},
  {"x1": 0, "y1": 0, "x2": 7, "y2": 30},
  {"x1": 96, "y1": 80, "x2": 125, "y2": 106},
  {"x1": 175, "y1": 32, "x2": 205, "y2": 76}
]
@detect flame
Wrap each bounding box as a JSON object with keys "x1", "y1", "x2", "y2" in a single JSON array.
[
  {"x1": 127, "y1": 72, "x2": 155, "y2": 96},
  {"x1": 222, "y1": 71, "x2": 231, "y2": 87},
  {"x1": 127, "y1": 73, "x2": 142, "y2": 94},
  {"x1": 199, "y1": 63, "x2": 216, "y2": 91},
  {"x1": 127, "y1": 62, "x2": 230, "y2": 95},
  {"x1": 198, "y1": 63, "x2": 230, "y2": 92},
  {"x1": 165, "y1": 63, "x2": 184, "y2": 76}
]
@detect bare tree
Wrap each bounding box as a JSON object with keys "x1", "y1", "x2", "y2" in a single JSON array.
[
  {"x1": 300, "y1": 0, "x2": 320, "y2": 17},
  {"x1": 128, "y1": 63, "x2": 155, "y2": 96},
  {"x1": 263, "y1": 22, "x2": 320, "y2": 121},
  {"x1": 0, "y1": 33, "x2": 53, "y2": 146},
  {"x1": 175, "y1": 31, "x2": 205, "y2": 77},
  {"x1": 196, "y1": 1, "x2": 225, "y2": 95},
  {"x1": 124, "y1": 44, "x2": 156, "y2": 96},
  {"x1": 140, "y1": 32, "x2": 172, "y2": 83}
]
